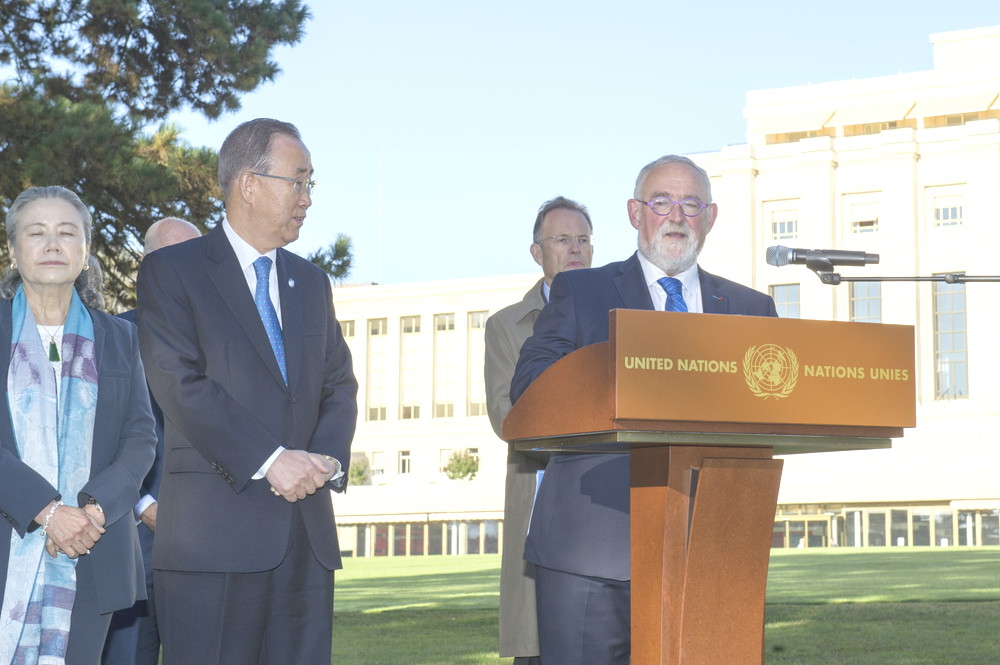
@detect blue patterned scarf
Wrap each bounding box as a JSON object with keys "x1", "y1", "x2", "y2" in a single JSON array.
[{"x1": 0, "y1": 287, "x2": 97, "y2": 665}]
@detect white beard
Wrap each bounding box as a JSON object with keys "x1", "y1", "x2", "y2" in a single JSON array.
[{"x1": 638, "y1": 223, "x2": 701, "y2": 276}]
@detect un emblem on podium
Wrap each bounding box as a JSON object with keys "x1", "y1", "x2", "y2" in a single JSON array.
[{"x1": 743, "y1": 344, "x2": 799, "y2": 399}]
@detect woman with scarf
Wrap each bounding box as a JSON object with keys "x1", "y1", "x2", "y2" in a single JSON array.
[{"x1": 0, "y1": 186, "x2": 156, "y2": 664}]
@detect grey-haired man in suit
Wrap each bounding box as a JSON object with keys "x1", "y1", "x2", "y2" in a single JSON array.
[
  {"x1": 511, "y1": 155, "x2": 778, "y2": 665},
  {"x1": 138, "y1": 119, "x2": 357, "y2": 665}
]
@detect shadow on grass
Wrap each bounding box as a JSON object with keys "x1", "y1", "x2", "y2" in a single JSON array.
[
  {"x1": 337, "y1": 571, "x2": 500, "y2": 613},
  {"x1": 333, "y1": 608, "x2": 502, "y2": 665},
  {"x1": 764, "y1": 601, "x2": 1000, "y2": 665}
]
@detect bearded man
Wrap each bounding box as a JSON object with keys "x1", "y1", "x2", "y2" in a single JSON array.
[{"x1": 509, "y1": 155, "x2": 777, "y2": 665}]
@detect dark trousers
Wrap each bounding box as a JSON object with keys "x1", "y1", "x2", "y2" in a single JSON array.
[
  {"x1": 103, "y1": 524, "x2": 159, "y2": 665},
  {"x1": 535, "y1": 565, "x2": 630, "y2": 665},
  {"x1": 156, "y1": 511, "x2": 334, "y2": 665},
  {"x1": 65, "y1": 563, "x2": 114, "y2": 665}
]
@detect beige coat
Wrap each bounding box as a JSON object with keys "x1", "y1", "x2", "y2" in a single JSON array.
[{"x1": 484, "y1": 278, "x2": 547, "y2": 658}]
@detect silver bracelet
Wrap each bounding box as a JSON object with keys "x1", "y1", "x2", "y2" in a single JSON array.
[{"x1": 40, "y1": 500, "x2": 64, "y2": 538}]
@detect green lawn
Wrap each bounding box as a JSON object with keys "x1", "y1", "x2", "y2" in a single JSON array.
[{"x1": 332, "y1": 548, "x2": 1000, "y2": 664}]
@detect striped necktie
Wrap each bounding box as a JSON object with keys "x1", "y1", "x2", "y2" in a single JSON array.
[{"x1": 657, "y1": 276, "x2": 689, "y2": 312}]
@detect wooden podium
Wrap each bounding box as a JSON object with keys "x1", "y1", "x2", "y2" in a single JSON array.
[{"x1": 504, "y1": 309, "x2": 915, "y2": 665}]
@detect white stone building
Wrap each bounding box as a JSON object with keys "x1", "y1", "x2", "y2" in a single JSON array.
[{"x1": 332, "y1": 25, "x2": 1000, "y2": 554}]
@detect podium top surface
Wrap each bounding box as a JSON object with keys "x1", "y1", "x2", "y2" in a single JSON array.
[{"x1": 504, "y1": 310, "x2": 915, "y2": 448}]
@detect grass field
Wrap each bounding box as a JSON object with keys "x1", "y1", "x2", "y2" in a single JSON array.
[{"x1": 332, "y1": 548, "x2": 1000, "y2": 664}]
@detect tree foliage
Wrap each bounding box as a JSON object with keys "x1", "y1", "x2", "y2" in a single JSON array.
[
  {"x1": 348, "y1": 454, "x2": 371, "y2": 487},
  {"x1": 0, "y1": 1, "x2": 312, "y2": 309},
  {"x1": 444, "y1": 450, "x2": 479, "y2": 481},
  {"x1": 307, "y1": 234, "x2": 354, "y2": 283},
  {"x1": 0, "y1": 87, "x2": 222, "y2": 309},
  {"x1": 0, "y1": 0, "x2": 309, "y2": 122}
]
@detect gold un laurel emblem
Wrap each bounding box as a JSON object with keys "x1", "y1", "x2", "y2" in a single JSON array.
[{"x1": 743, "y1": 344, "x2": 799, "y2": 399}]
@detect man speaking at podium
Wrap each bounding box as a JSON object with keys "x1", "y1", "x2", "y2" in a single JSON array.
[{"x1": 509, "y1": 155, "x2": 777, "y2": 665}]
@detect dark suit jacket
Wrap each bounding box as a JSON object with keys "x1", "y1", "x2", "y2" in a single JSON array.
[
  {"x1": 118, "y1": 309, "x2": 164, "y2": 515},
  {"x1": 0, "y1": 300, "x2": 157, "y2": 613},
  {"x1": 510, "y1": 252, "x2": 778, "y2": 580},
  {"x1": 136, "y1": 225, "x2": 358, "y2": 574}
]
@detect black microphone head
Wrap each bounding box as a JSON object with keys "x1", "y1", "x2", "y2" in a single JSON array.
[{"x1": 766, "y1": 245, "x2": 792, "y2": 267}]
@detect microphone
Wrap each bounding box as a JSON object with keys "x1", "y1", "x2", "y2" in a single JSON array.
[{"x1": 766, "y1": 246, "x2": 879, "y2": 268}]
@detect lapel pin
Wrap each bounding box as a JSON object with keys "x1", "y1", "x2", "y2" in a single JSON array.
[{"x1": 288, "y1": 278, "x2": 295, "y2": 288}]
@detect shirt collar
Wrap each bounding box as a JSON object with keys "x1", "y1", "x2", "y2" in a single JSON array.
[
  {"x1": 222, "y1": 218, "x2": 277, "y2": 271},
  {"x1": 636, "y1": 251, "x2": 700, "y2": 294}
]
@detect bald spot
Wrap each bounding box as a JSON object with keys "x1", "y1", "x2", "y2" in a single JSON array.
[{"x1": 144, "y1": 218, "x2": 202, "y2": 256}]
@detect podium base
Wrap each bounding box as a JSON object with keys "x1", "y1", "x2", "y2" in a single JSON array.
[{"x1": 631, "y1": 445, "x2": 783, "y2": 665}]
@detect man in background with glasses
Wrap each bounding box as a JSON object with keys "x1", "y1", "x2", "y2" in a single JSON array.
[
  {"x1": 485, "y1": 196, "x2": 594, "y2": 665},
  {"x1": 137, "y1": 118, "x2": 357, "y2": 665},
  {"x1": 509, "y1": 155, "x2": 776, "y2": 665}
]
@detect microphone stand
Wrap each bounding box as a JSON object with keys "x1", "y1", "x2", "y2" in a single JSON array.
[
  {"x1": 801, "y1": 258, "x2": 1000, "y2": 285},
  {"x1": 814, "y1": 272, "x2": 1000, "y2": 285}
]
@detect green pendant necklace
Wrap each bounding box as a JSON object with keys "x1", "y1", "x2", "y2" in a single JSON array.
[{"x1": 40, "y1": 325, "x2": 63, "y2": 362}]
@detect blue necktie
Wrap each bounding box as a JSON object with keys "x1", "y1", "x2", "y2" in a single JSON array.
[
  {"x1": 253, "y1": 257, "x2": 287, "y2": 383},
  {"x1": 658, "y1": 276, "x2": 689, "y2": 313}
]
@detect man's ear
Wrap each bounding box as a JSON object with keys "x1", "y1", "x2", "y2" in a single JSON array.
[
  {"x1": 627, "y1": 199, "x2": 641, "y2": 230},
  {"x1": 529, "y1": 242, "x2": 544, "y2": 268},
  {"x1": 238, "y1": 171, "x2": 256, "y2": 204},
  {"x1": 705, "y1": 202, "x2": 718, "y2": 235}
]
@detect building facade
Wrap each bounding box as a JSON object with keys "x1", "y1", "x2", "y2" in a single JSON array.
[
  {"x1": 698, "y1": 25, "x2": 1000, "y2": 548},
  {"x1": 331, "y1": 26, "x2": 1000, "y2": 554}
]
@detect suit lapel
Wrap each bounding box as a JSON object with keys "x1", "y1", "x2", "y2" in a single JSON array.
[
  {"x1": 275, "y1": 249, "x2": 303, "y2": 388},
  {"x1": 615, "y1": 253, "x2": 655, "y2": 310},
  {"x1": 699, "y1": 268, "x2": 730, "y2": 314},
  {"x1": 204, "y1": 227, "x2": 288, "y2": 389},
  {"x1": 90, "y1": 311, "x2": 110, "y2": 474},
  {"x1": 0, "y1": 302, "x2": 14, "y2": 457}
]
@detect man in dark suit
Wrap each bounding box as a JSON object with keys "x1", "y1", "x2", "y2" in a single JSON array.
[
  {"x1": 103, "y1": 217, "x2": 201, "y2": 665},
  {"x1": 510, "y1": 155, "x2": 778, "y2": 665},
  {"x1": 485, "y1": 196, "x2": 594, "y2": 665},
  {"x1": 137, "y1": 118, "x2": 358, "y2": 665}
]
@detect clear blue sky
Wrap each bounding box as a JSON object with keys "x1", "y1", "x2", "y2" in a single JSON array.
[{"x1": 169, "y1": 1, "x2": 1000, "y2": 285}]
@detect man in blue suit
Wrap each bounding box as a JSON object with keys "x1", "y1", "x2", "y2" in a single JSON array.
[
  {"x1": 510, "y1": 155, "x2": 778, "y2": 665},
  {"x1": 137, "y1": 119, "x2": 358, "y2": 665},
  {"x1": 103, "y1": 217, "x2": 201, "y2": 665}
]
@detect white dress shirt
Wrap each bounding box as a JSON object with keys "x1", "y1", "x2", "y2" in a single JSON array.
[{"x1": 636, "y1": 252, "x2": 704, "y2": 313}]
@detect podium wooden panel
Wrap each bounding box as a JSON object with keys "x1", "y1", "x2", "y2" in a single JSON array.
[{"x1": 505, "y1": 310, "x2": 915, "y2": 665}]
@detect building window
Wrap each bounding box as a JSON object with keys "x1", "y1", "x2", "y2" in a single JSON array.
[
  {"x1": 845, "y1": 197, "x2": 879, "y2": 234},
  {"x1": 399, "y1": 315, "x2": 422, "y2": 419},
  {"x1": 933, "y1": 278, "x2": 968, "y2": 399},
  {"x1": 438, "y1": 448, "x2": 453, "y2": 473},
  {"x1": 927, "y1": 185, "x2": 964, "y2": 229},
  {"x1": 767, "y1": 205, "x2": 798, "y2": 241},
  {"x1": 371, "y1": 451, "x2": 385, "y2": 478},
  {"x1": 433, "y1": 313, "x2": 457, "y2": 418},
  {"x1": 467, "y1": 311, "x2": 488, "y2": 417},
  {"x1": 765, "y1": 128, "x2": 836, "y2": 145},
  {"x1": 934, "y1": 195, "x2": 963, "y2": 227},
  {"x1": 398, "y1": 450, "x2": 411, "y2": 474},
  {"x1": 340, "y1": 320, "x2": 355, "y2": 338},
  {"x1": 366, "y1": 318, "x2": 388, "y2": 421},
  {"x1": 769, "y1": 284, "x2": 800, "y2": 319},
  {"x1": 850, "y1": 282, "x2": 881, "y2": 323},
  {"x1": 842, "y1": 119, "x2": 916, "y2": 137}
]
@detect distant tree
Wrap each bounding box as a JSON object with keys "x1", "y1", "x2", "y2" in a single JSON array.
[
  {"x1": 444, "y1": 450, "x2": 479, "y2": 481},
  {"x1": 348, "y1": 454, "x2": 371, "y2": 486},
  {"x1": 0, "y1": 1, "x2": 309, "y2": 122},
  {"x1": 307, "y1": 234, "x2": 354, "y2": 282},
  {"x1": 0, "y1": 1, "x2": 313, "y2": 309}
]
